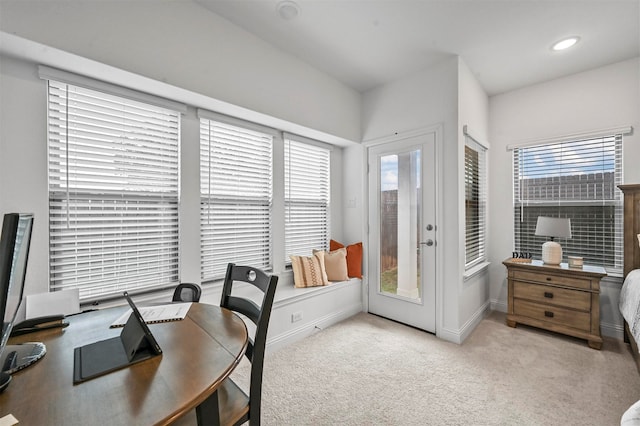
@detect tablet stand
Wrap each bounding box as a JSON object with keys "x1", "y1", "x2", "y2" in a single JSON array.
[{"x1": 73, "y1": 309, "x2": 160, "y2": 384}]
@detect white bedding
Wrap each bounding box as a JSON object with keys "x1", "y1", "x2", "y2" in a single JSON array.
[{"x1": 620, "y1": 269, "x2": 640, "y2": 344}]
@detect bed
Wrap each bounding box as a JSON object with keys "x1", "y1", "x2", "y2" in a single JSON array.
[{"x1": 618, "y1": 184, "x2": 640, "y2": 372}]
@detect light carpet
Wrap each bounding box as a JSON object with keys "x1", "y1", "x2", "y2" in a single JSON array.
[{"x1": 228, "y1": 311, "x2": 640, "y2": 425}]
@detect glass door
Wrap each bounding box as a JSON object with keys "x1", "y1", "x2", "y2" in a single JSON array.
[{"x1": 367, "y1": 132, "x2": 436, "y2": 332}]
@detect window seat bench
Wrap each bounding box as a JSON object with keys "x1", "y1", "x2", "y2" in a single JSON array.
[{"x1": 199, "y1": 271, "x2": 363, "y2": 353}]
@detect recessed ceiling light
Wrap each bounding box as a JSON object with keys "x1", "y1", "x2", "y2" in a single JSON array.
[
  {"x1": 552, "y1": 37, "x2": 580, "y2": 51},
  {"x1": 277, "y1": 1, "x2": 300, "y2": 20}
]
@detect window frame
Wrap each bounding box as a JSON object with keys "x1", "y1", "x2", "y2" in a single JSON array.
[
  {"x1": 464, "y1": 134, "x2": 488, "y2": 270},
  {"x1": 284, "y1": 134, "x2": 332, "y2": 261},
  {"x1": 512, "y1": 133, "x2": 623, "y2": 274},
  {"x1": 198, "y1": 111, "x2": 276, "y2": 282},
  {"x1": 45, "y1": 79, "x2": 182, "y2": 302}
]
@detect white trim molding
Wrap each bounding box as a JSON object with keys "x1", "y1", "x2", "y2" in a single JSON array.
[
  {"x1": 463, "y1": 124, "x2": 490, "y2": 150},
  {"x1": 506, "y1": 125, "x2": 633, "y2": 151},
  {"x1": 363, "y1": 122, "x2": 445, "y2": 148},
  {"x1": 38, "y1": 65, "x2": 188, "y2": 113}
]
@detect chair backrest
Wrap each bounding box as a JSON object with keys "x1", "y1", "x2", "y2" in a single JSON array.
[
  {"x1": 172, "y1": 283, "x2": 202, "y2": 303},
  {"x1": 220, "y1": 263, "x2": 278, "y2": 424}
]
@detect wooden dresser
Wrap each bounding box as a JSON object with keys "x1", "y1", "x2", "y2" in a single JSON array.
[{"x1": 503, "y1": 258, "x2": 607, "y2": 349}]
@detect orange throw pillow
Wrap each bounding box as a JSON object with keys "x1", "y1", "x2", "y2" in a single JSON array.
[{"x1": 329, "y1": 239, "x2": 363, "y2": 279}]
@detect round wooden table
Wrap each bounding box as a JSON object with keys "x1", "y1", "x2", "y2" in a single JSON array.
[{"x1": 0, "y1": 303, "x2": 248, "y2": 425}]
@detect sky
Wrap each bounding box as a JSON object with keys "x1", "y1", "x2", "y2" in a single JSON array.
[
  {"x1": 518, "y1": 137, "x2": 616, "y2": 179},
  {"x1": 380, "y1": 150, "x2": 421, "y2": 191},
  {"x1": 380, "y1": 137, "x2": 616, "y2": 192}
]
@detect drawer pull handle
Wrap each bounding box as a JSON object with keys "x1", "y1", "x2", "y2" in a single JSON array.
[
  {"x1": 544, "y1": 292, "x2": 554, "y2": 298},
  {"x1": 544, "y1": 311, "x2": 554, "y2": 318}
]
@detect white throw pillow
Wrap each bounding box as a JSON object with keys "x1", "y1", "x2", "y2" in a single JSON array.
[{"x1": 314, "y1": 248, "x2": 349, "y2": 282}]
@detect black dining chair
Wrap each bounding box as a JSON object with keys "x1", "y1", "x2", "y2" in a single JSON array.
[
  {"x1": 172, "y1": 283, "x2": 202, "y2": 303},
  {"x1": 196, "y1": 263, "x2": 278, "y2": 426}
]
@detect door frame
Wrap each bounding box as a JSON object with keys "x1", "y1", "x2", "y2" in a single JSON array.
[{"x1": 362, "y1": 123, "x2": 444, "y2": 336}]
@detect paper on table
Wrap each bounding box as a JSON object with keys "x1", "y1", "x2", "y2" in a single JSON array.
[
  {"x1": 110, "y1": 303, "x2": 192, "y2": 328},
  {"x1": 26, "y1": 289, "x2": 80, "y2": 318},
  {"x1": 0, "y1": 414, "x2": 19, "y2": 426}
]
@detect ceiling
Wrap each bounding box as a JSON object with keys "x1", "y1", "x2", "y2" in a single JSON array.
[{"x1": 195, "y1": 0, "x2": 640, "y2": 96}]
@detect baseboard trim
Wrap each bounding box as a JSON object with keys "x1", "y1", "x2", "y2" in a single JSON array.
[
  {"x1": 491, "y1": 299, "x2": 507, "y2": 313},
  {"x1": 601, "y1": 320, "x2": 624, "y2": 340},
  {"x1": 460, "y1": 300, "x2": 491, "y2": 342},
  {"x1": 266, "y1": 302, "x2": 363, "y2": 353},
  {"x1": 439, "y1": 300, "x2": 491, "y2": 344}
]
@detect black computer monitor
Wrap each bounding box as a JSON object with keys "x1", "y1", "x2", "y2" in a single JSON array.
[{"x1": 0, "y1": 213, "x2": 36, "y2": 392}]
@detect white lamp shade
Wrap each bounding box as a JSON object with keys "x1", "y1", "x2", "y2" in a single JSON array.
[{"x1": 535, "y1": 217, "x2": 572, "y2": 239}]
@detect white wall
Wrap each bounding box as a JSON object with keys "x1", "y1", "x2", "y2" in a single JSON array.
[
  {"x1": 0, "y1": 56, "x2": 50, "y2": 293},
  {"x1": 0, "y1": 51, "x2": 360, "y2": 351},
  {"x1": 0, "y1": 0, "x2": 360, "y2": 144},
  {"x1": 341, "y1": 145, "x2": 366, "y2": 247},
  {"x1": 179, "y1": 108, "x2": 204, "y2": 285},
  {"x1": 361, "y1": 56, "x2": 475, "y2": 342},
  {"x1": 0, "y1": 49, "x2": 360, "y2": 353},
  {"x1": 0, "y1": 56, "x2": 349, "y2": 299},
  {"x1": 457, "y1": 58, "x2": 491, "y2": 339},
  {"x1": 358, "y1": 56, "x2": 490, "y2": 342},
  {"x1": 0, "y1": 0, "x2": 365, "y2": 300},
  {"x1": 488, "y1": 57, "x2": 640, "y2": 338}
]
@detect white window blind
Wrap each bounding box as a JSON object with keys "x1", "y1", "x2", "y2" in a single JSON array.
[
  {"x1": 465, "y1": 137, "x2": 487, "y2": 268},
  {"x1": 47, "y1": 80, "x2": 180, "y2": 301},
  {"x1": 284, "y1": 137, "x2": 330, "y2": 260},
  {"x1": 200, "y1": 119, "x2": 273, "y2": 281},
  {"x1": 513, "y1": 134, "x2": 623, "y2": 274}
]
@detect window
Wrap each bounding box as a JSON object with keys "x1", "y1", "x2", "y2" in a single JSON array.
[
  {"x1": 47, "y1": 81, "x2": 181, "y2": 301},
  {"x1": 284, "y1": 136, "x2": 331, "y2": 260},
  {"x1": 465, "y1": 137, "x2": 487, "y2": 269},
  {"x1": 513, "y1": 134, "x2": 623, "y2": 273},
  {"x1": 200, "y1": 117, "x2": 273, "y2": 281}
]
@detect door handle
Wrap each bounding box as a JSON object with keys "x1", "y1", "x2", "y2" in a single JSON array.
[{"x1": 420, "y1": 239, "x2": 434, "y2": 247}]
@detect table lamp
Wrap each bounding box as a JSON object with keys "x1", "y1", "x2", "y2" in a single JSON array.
[{"x1": 535, "y1": 216, "x2": 572, "y2": 265}]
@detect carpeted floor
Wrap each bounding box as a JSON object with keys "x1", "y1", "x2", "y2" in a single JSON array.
[{"x1": 226, "y1": 311, "x2": 640, "y2": 425}]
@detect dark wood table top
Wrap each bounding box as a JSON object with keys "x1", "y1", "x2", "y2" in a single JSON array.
[{"x1": 0, "y1": 303, "x2": 248, "y2": 425}]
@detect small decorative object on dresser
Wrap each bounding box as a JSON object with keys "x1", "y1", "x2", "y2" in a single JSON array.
[
  {"x1": 509, "y1": 251, "x2": 532, "y2": 263},
  {"x1": 503, "y1": 258, "x2": 607, "y2": 349},
  {"x1": 567, "y1": 256, "x2": 583, "y2": 268}
]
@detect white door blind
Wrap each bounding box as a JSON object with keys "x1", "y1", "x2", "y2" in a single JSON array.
[
  {"x1": 285, "y1": 138, "x2": 330, "y2": 259},
  {"x1": 464, "y1": 138, "x2": 487, "y2": 268},
  {"x1": 513, "y1": 134, "x2": 623, "y2": 273},
  {"x1": 47, "y1": 80, "x2": 180, "y2": 301},
  {"x1": 200, "y1": 119, "x2": 273, "y2": 281}
]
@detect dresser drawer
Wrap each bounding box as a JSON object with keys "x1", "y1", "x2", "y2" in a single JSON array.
[
  {"x1": 514, "y1": 299, "x2": 591, "y2": 331},
  {"x1": 511, "y1": 269, "x2": 592, "y2": 290},
  {"x1": 513, "y1": 281, "x2": 591, "y2": 311},
  {"x1": 504, "y1": 259, "x2": 606, "y2": 349}
]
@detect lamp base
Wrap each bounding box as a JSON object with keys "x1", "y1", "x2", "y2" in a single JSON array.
[{"x1": 541, "y1": 241, "x2": 563, "y2": 265}]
